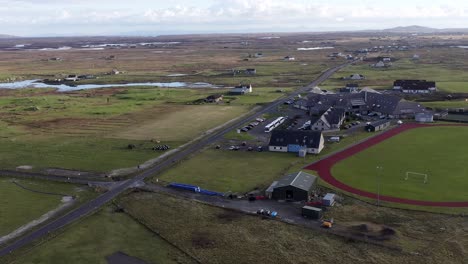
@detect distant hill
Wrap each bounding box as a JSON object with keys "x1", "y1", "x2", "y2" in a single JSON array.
[
  {"x1": 382, "y1": 25, "x2": 468, "y2": 33},
  {"x1": 0, "y1": 34, "x2": 17, "y2": 38}
]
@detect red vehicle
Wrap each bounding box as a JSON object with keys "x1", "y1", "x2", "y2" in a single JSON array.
[
  {"x1": 306, "y1": 201, "x2": 323, "y2": 207},
  {"x1": 255, "y1": 195, "x2": 267, "y2": 200}
]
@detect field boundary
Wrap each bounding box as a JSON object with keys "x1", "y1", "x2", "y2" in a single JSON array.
[{"x1": 305, "y1": 123, "x2": 468, "y2": 207}]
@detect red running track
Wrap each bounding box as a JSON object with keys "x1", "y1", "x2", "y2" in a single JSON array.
[{"x1": 304, "y1": 123, "x2": 468, "y2": 207}]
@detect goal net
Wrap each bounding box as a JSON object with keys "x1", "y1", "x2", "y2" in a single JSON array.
[{"x1": 405, "y1": 171, "x2": 428, "y2": 184}]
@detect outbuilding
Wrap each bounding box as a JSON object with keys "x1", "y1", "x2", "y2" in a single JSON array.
[
  {"x1": 322, "y1": 193, "x2": 336, "y2": 206},
  {"x1": 302, "y1": 206, "x2": 322, "y2": 219},
  {"x1": 365, "y1": 119, "x2": 391, "y2": 132},
  {"x1": 271, "y1": 171, "x2": 317, "y2": 201},
  {"x1": 415, "y1": 112, "x2": 434, "y2": 123}
]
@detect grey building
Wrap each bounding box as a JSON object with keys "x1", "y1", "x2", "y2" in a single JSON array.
[
  {"x1": 415, "y1": 112, "x2": 434, "y2": 123},
  {"x1": 365, "y1": 119, "x2": 391, "y2": 132},
  {"x1": 270, "y1": 171, "x2": 317, "y2": 201}
]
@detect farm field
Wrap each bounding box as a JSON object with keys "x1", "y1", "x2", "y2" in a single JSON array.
[
  {"x1": 5, "y1": 207, "x2": 194, "y2": 264},
  {"x1": 0, "y1": 86, "x2": 288, "y2": 172},
  {"x1": 117, "y1": 191, "x2": 466, "y2": 264},
  {"x1": 322, "y1": 48, "x2": 468, "y2": 92},
  {"x1": 0, "y1": 34, "x2": 335, "y2": 173},
  {"x1": 331, "y1": 126, "x2": 468, "y2": 202},
  {"x1": 0, "y1": 177, "x2": 95, "y2": 237},
  {"x1": 156, "y1": 131, "x2": 374, "y2": 193}
]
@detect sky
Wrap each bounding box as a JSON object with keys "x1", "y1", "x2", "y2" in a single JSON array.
[{"x1": 1, "y1": 0, "x2": 468, "y2": 37}]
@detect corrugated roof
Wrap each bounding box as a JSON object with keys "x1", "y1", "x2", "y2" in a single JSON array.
[{"x1": 274, "y1": 171, "x2": 317, "y2": 192}]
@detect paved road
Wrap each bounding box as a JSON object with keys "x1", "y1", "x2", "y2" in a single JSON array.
[{"x1": 0, "y1": 61, "x2": 352, "y2": 257}]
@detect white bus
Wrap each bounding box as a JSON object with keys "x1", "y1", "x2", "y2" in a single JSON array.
[{"x1": 264, "y1": 117, "x2": 286, "y2": 132}]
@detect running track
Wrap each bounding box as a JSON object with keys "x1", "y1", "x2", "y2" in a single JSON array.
[{"x1": 304, "y1": 123, "x2": 468, "y2": 207}]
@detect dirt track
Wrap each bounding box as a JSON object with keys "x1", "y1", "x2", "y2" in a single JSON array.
[{"x1": 305, "y1": 123, "x2": 468, "y2": 207}]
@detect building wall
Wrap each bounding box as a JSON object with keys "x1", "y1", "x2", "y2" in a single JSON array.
[
  {"x1": 269, "y1": 146, "x2": 288, "y2": 152},
  {"x1": 403, "y1": 89, "x2": 429, "y2": 94},
  {"x1": 272, "y1": 186, "x2": 309, "y2": 201}
]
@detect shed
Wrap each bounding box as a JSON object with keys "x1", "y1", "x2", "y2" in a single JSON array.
[
  {"x1": 302, "y1": 206, "x2": 322, "y2": 219},
  {"x1": 271, "y1": 171, "x2": 317, "y2": 201},
  {"x1": 365, "y1": 119, "x2": 390, "y2": 132},
  {"x1": 265, "y1": 181, "x2": 278, "y2": 199},
  {"x1": 322, "y1": 193, "x2": 336, "y2": 206},
  {"x1": 415, "y1": 112, "x2": 433, "y2": 123}
]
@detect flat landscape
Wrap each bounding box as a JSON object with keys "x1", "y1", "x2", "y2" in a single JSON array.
[
  {"x1": 0, "y1": 177, "x2": 94, "y2": 237},
  {"x1": 3, "y1": 29, "x2": 468, "y2": 264}
]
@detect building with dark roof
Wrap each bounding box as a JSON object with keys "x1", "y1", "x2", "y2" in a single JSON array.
[
  {"x1": 310, "y1": 107, "x2": 346, "y2": 131},
  {"x1": 229, "y1": 84, "x2": 252, "y2": 95},
  {"x1": 306, "y1": 91, "x2": 427, "y2": 118},
  {"x1": 340, "y1": 83, "x2": 359, "y2": 93},
  {"x1": 205, "y1": 94, "x2": 223, "y2": 103},
  {"x1": 267, "y1": 171, "x2": 317, "y2": 201},
  {"x1": 268, "y1": 130, "x2": 324, "y2": 154},
  {"x1": 365, "y1": 119, "x2": 391, "y2": 132},
  {"x1": 393, "y1": 80, "x2": 436, "y2": 94}
]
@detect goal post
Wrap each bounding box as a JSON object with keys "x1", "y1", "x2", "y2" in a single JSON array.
[{"x1": 405, "y1": 171, "x2": 428, "y2": 184}]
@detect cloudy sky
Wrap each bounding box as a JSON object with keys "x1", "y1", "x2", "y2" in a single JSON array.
[{"x1": 2, "y1": 0, "x2": 468, "y2": 36}]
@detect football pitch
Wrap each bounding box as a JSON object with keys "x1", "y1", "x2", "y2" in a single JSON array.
[{"x1": 307, "y1": 124, "x2": 468, "y2": 206}]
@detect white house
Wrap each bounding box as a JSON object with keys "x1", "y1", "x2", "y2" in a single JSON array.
[
  {"x1": 310, "y1": 108, "x2": 346, "y2": 131},
  {"x1": 65, "y1": 75, "x2": 79, "y2": 81},
  {"x1": 230, "y1": 84, "x2": 253, "y2": 95},
  {"x1": 268, "y1": 130, "x2": 325, "y2": 154}
]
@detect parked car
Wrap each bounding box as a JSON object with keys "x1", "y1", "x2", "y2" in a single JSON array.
[
  {"x1": 247, "y1": 147, "x2": 253, "y2": 151},
  {"x1": 306, "y1": 201, "x2": 323, "y2": 207},
  {"x1": 256, "y1": 209, "x2": 278, "y2": 217},
  {"x1": 215, "y1": 145, "x2": 221, "y2": 149},
  {"x1": 257, "y1": 146, "x2": 263, "y2": 152},
  {"x1": 256, "y1": 118, "x2": 265, "y2": 122}
]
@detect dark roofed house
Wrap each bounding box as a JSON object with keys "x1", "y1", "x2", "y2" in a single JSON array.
[
  {"x1": 268, "y1": 130, "x2": 324, "y2": 154},
  {"x1": 205, "y1": 94, "x2": 223, "y2": 103},
  {"x1": 245, "y1": 68, "x2": 257, "y2": 75},
  {"x1": 393, "y1": 80, "x2": 436, "y2": 94},
  {"x1": 310, "y1": 107, "x2": 345, "y2": 131},
  {"x1": 270, "y1": 171, "x2": 317, "y2": 201},
  {"x1": 306, "y1": 92, "x2": 423, "y2": 119},
  {"x1": 229, "y1": 84, "x2": 252, "y2": 95}
]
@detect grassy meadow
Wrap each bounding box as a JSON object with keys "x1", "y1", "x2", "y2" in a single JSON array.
[
  {"x1": 322, "y1": 48, "x2": 468, "y2": 92},
  {"x1": 156, "y1": 131, "x2": 374, "y2": 193},
  {"x1": 5, "y1": 207, "x2": 194, "y2": 264},
  {"x1": 0, "y1": 177, "x2": 95, "y2": 237}
]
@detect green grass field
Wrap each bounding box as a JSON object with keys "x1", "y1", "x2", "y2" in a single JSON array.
[
  {"x1": 7, "y1": 207, "x2": 194, "y2": 264},
  {"x1": 155, "y1": 131, "x2": 374, "y2": 193},
  {"x1": 332, "y1": 126, "x2": 468, "y2": 202},
  {"x1": 322, "y1": 56, "x2": 468, "y2": 92},
  {"x1": 0, "y1": 177, "x2": 95, "y2": 237}
]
